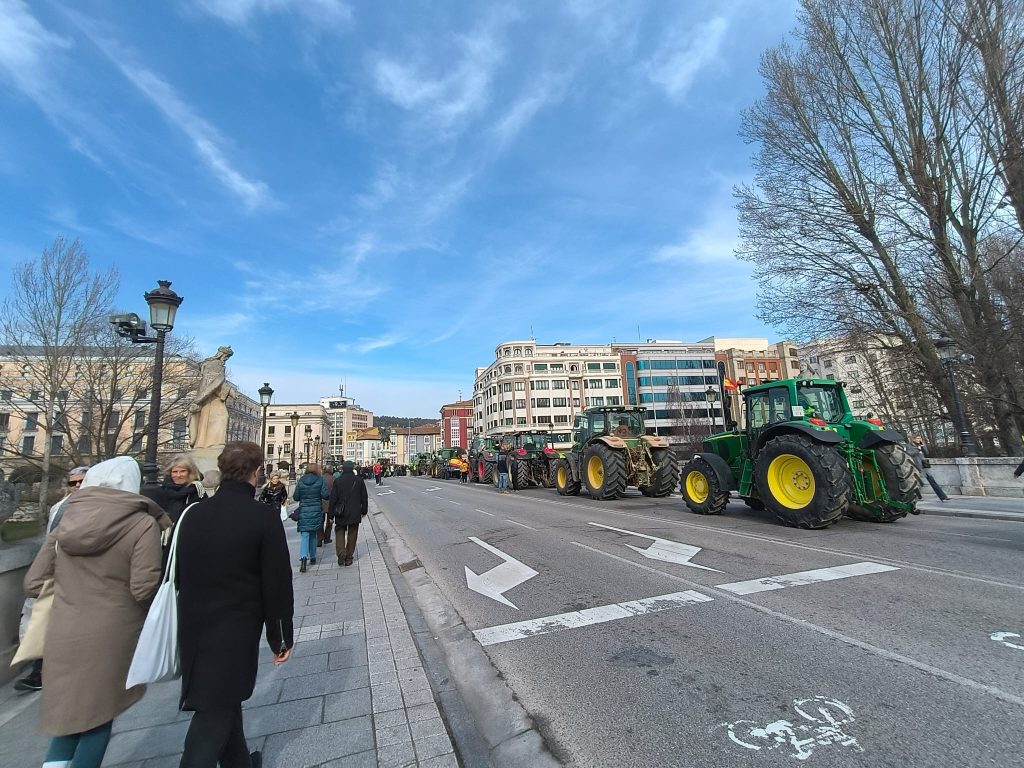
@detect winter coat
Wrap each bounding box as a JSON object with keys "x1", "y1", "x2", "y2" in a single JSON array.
[
  {"x1": 907, "y1": 443, "x2": 927, "y2": 473},
  {"x1": 292, "y1": 473, "x2": 328, "y2": 532},
  {"x1": 159, "y1": 479, "x2": 206, "y2": 523},
  {"x1": 258, "y1": 481, "x2": 288, "y2": 509},
  {"x1": 24, "y1": 479, "x2": 167, "y2": 735},
  {"x1": 329, "y1": 469, "x2": 368, "y2": 526},
  {"x1": 176, "y1": 479, "x2": 294, "y2": 710}
]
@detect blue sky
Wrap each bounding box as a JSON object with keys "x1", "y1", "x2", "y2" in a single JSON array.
[{"x1": 0, "y1": 0, "x2": 796, "y2": 418}]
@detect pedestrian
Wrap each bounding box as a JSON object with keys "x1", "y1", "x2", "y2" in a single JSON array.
[
  {"x1": 496, "y1": 446, "x2": 510, "y2": 493},
  {"x1": 373, "y1": 461, "x2": 382, "y2": 486},
  {"x1": 908, "y1": 435, "x2": 949, "y2": 502},
  {"x1": 257, "y1": 471, "x2": 288, "y2": 511},
  {"x1": 15, "y1": 465, "x2": 90, "y2": 693},
  {"x1": 329, "y1": 460, "x2": 368, "y2": 567},
  {"x1": 292, "y1": 462, "x2": 328, "y2": 572},
  {"x1": 160, "y1": 455, "x2": 207, "y2": 523},
  {"x1": 176, "y1": 442, "x2": 293, "y2": 768},
  {"x1": 321, "y1": 469, "x2": 335, "y2": 545},
  {"x1": 458, "y1": 457, "x2": 469, "y2": 483},
  {"x1": 24, "y1": 456, "x2": 170, "y2": 768}
]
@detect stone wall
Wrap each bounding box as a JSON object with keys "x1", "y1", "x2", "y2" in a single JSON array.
[
  {"x1": 926, "y1": 457, "x2": 1023, "y2": 498},
  {"x1": 0, "y1": 536, "x2": 40, "y2": 683}
]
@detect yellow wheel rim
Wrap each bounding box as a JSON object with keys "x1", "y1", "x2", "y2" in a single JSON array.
[
  {"x1": 767, "y1": 453, "x2": 815, "y2": 509},
  {"x1": 587, "y1": 454, "x2": 604, "y2": 489},
  {"x1": 685, "y1": 470, "x2": 709, "y2": 503},
  {"x1": 556, "y1": 465, "x2": 566, "y2": 487}
]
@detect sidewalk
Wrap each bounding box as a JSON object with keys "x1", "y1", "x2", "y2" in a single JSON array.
[
  {"x1": 917, "y1": 493, "x2": 1024, "y2": 522},
  {"x1": 0, "y1": 512, "x2": 460, "y2": 768}
]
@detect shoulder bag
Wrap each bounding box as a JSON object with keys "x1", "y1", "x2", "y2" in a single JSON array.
[
  {"x1": 11, "y1": 560, "x2": 55, "y2": 665},
  {"x1": 125, "y1": 502, "x2": 197, "y2": 688}
]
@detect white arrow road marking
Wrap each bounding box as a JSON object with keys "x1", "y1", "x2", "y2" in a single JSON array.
[
  {"x1": 377, "y1": 489, "x2": 395, "y2": 495},
  {"x1": 991, "y1": 632, "x2": 1024, "y2": 651},
  {"x1": 716, "y1": 562, "x2": 898, "y2": 595},
  {"x1": 474, "y1": 590, "x2": 713, "y2": 646},
  {"x1": 464, "y1": 537, "x2": 539, "y2": 610},
  {"x1": 588, "y1": 521, "x2": 721, "y2": 571},
  {"x1": 423, "y1": 486, "x2": 442, "y2": 492}
]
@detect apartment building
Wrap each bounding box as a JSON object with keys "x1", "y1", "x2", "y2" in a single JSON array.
[
  {"x1": 441, "y1": 400, "x2": 474, "y2": 449},
  {"x1": 407, "y1": 423, "x2": 442, "y2": 459},
  {"x1": 264, "y1": 403, "x2": 329, "y2": 472},
  {"x1": 318, "y1": 392, "x2": 373, "y2": 465},
  {"x1": 797, "y1": 339, "x2": 888, "y2": 418}
]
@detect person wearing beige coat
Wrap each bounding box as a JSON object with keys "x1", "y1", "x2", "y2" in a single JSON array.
[{"x1": 24, "y1": 456, "x2": 170, "y2": 768}]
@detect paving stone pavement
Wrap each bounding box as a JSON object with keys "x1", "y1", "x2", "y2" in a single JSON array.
[{"x1": 0, "y1": 513, "x2": 460, "y2": 768}]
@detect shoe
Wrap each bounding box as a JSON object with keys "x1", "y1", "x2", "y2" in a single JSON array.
[
  {"x1": 940, "y1": 497, "x2": 949, "y2": 503},
  {"x1": 14, "y1": 674, "x2": 42, "y2": 692},
  {"x1": 300, "y1": 557, "x2": 307, "y2": 573},
  {"x1": 345, "y1": 557, "x2": 354, "y2": 566},
  {"x1": 310, "y1": 557, "x2": 316, "y2": 565},
  {"x1": 250, "y1": 750, "x2": 263, "y2": 768},
  {"x1": 338, "y1": 555, "x2": 344, "y2": 566}
]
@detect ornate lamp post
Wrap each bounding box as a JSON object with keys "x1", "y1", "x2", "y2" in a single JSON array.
[
  {"x1": 314, "y1": 435, "x2": 321, "y2": 464},
  {"x1": 257, "y1": 382, "x2": 273, "y2": 485},
  {"x1": 110, "y1": 281, "x2": 184, "y2": 490},
  {"x1": 935, "y1": 337, "x2": 977, "y2": 456},
  {"x1": 304, "y1": 423, "x2": 312, "y2": 468},
  {"x1": 288, "y1": 412, "x2": 299, "y2": 480},
  {"x1": 705, "y1": 385, "x2": 719, "y2": 438}
]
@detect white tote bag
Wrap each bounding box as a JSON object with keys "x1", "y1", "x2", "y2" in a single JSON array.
[{"x1": 125, "y1": 503, "x2": 196, "y2": 688}]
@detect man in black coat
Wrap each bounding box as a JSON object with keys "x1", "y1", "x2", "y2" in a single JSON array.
[
  {"x1": 176, "y1": 442, "x2": 294, "y2": 768},
  {"x1": 329, "y1": 460, "x2": 368, "y2": 566}
]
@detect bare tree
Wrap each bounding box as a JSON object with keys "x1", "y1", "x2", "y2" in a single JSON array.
[
  {"x1": 0, "y1": 237, "x2": 117, "y2": 516},
  {"x1": 736, "y1": 0, "x2": 1024, "y2": 454}
]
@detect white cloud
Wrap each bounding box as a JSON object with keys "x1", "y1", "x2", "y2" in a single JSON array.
[
  {"x1": 492, "y1": 75, "x2": 567, "y2": 146},
  {"x1": 77, "y1": 25, "x2": 272, "y2": 210},
  {"x1": 194, "y1": 0, "x2": 351, "y2": 27},
  {"x1": 645, "y1": 15, "x2": 729, "y2": 100},
  {"x1": 370, "y1": 25, "x2": 504, "y2": 136},
  {"x1": 652, "y1": 193, "x2": 739, "y2": 265},
  {"x1": 0, "y1": 0, "x2": 70, "y2": 97}
]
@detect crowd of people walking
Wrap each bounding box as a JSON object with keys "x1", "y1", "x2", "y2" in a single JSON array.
[{"x1": 12, "y1": 443, "x2": 381, "y2": 768}]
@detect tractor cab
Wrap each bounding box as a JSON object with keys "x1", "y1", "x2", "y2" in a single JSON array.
[{"x1": 573, "y1": 407, "x2": 646, "y2": 445}]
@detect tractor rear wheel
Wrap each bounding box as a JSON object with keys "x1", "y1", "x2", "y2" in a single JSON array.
[
  {"x1": 512, "y1": 460, "x2": 530, "y2": 490},
  {"x1": 847, "y1": 443, "x2": 922, "y2": 522},
  {"x1": 640, "y1": 448, "x2": 680, "y2": 497},
  {"x1": 583, "y1": 443, "x2": 627, "y2": 499},
  {"x1": 479, "y1": 460, "x2": 494, "y2": 484},
  {"x1": 554, "y1": 458, "x2": 581, "y2": 496},
  {"x1": 679, "y1": 458, "x2": 729, "y2": 515},
  {"x1": 754, "y1": 434, "x2": 850, "y2": 528}
]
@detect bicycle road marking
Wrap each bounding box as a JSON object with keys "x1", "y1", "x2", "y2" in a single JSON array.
[
  {"x1": 716, "y1": 562, "x2": 898, "y2": 595},
  {"x1": 722, "y1": 695, "x2": 862, "y2": 761},
  {"x1": 473, "y1": 589, "x2": 713, "y2": 647},
  {"x1": 570, "y1": 541, "x2": 1024, "y2": 709},
  {"x1": 991, "y1": 632, "x2": 1024, "y2": 651}
]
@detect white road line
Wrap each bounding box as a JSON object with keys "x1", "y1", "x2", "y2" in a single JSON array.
[
  {"x1": 570, "y1": 541, "x2": 1024, "y2": 709},
  {"x1": 716, "y1": 562, "x2": 898, "y2": 595},
  {"x1": 449, "y1": 500, "x2": 462, "y2": 505},
  {"x1": 506, "y1": 519, "x2": 537, "y2": 531},
  {"x1": 473, "y1": 589, "x2": 713, "y2": 646},
  {"x1": 475, "y1": 508, "x2": 496, "y2": 517}
]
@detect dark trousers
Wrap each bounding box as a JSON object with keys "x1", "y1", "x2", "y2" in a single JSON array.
[
  {"x1": 179, "y1": 704, "x2": 250, "y2": 768},
  {"x1": 335, "y1": 523, "x2": 359, "y2": 560},
  {"x1": 924, "y1": 471, "x2": 949, "y2": 501}
]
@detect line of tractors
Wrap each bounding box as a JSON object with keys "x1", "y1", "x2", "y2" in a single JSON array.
[{"x1": 409, "y1": 377, "x2": 924, "y2": 530}]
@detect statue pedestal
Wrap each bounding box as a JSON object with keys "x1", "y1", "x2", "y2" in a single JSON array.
[{"x1": 191, "y1": 446, "x2": 224, "y2": 486}]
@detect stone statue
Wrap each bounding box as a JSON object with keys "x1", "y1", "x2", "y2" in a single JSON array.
[{"x1": 189, "y1": 346, "x2": 234, "y2": 451}]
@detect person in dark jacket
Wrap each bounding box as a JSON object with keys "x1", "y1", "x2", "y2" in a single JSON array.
[
  {"x1": 320, "y1": 469, "x2": 335, "y2": 546},
  {"x1": 159, "y1": 455, "x2": 206, "y2": 523},
  {"x1": 329, "y1": 461, "x2": 368, "y2": 566},
  {"x1": 292, "y1": 463, "x2": 328, "y2": 572},
  {"x1": 257, "y1": 471, "x2": 288, "y2": 511},
  {"x1": 496, "y1": 447, "x2": 510, "y2": 493},
  {"x1": 176, "y1": 442, "x2": 293, "y2": 768},
  {"x1": 908, "y1": 436, "x2": 949, "y2": 502}
]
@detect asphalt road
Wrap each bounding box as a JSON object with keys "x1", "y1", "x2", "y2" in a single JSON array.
[{"x1": 372, "y1": 476, "x2": 1024, "y2": 768}]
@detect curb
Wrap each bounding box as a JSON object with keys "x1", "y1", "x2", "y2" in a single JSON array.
[
  {"x1": 918, "y1": 505, "x2": 1024, "y2": 523},
  {"x1": 369, "y1": 499, "x2": 561, "y2": 768}
]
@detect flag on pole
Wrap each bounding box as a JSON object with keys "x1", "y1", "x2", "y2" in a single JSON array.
[{"x1": 722, "y1": 376, "x2": 738, "y2": 391}]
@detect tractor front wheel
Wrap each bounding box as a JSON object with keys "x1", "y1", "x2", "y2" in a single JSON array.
[
  {"x1": 679, "y1": 458, "x2": 729, "y2": 515},
  {"x1": 754, "y1": 434, "x2": 850, "y2": 529},
  {"x1": 554, "y1": 458, "x2": 581, "y2": 496},
  {"x1": 479, "y1": 460, "x2": 494, "y2": 484},
  {"x1": 512, "y1": 460, "x2": 530, "y2": 490},
  {"x1": 641, "y1": 448, "x2": 680, "y2": 497},
  {"x1": 847, "y1": 443, "x2": 922, "y2": 522},
  {"x1": 583, "y1": 443, "x2": 627, "y2": 499}
]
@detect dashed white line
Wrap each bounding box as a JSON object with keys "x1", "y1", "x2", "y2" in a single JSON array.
[
  {"x1": 506, "y1": 519, "x2": 537, "y2": 531},
  {"x1": 475, "y1": 509, "x2": 496, "y2": 517}
]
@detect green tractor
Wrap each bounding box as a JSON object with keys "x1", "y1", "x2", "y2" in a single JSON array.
[
  {"x1": 505, "y1": 430, "x2": 560, "y2": 489},
  {"x1": 679, "y1": 378, "x2": 922, "y2": 528},
  {"x1": 431, "y1": 447, "x2": 465, "y2": 479},
  {"x1": 412, "y1": 453, "x2": 433, "y2": 476},
  {"x1": 553, "y1": 406, "x2": 679, "y2": 499}
]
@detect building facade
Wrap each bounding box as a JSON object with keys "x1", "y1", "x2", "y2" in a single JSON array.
[
  {"x1": 318, "y1": 392, "x2": 373, "y2": 466},
  {"x1": 264, "y1": 403, "x2": 329, "y2": 473},
  {"x1": 407, "y1": 424, "x2": 441, "y2": 459},
  {"x1": 441, "y1": 400, "x2": 474, "y2": 449}
]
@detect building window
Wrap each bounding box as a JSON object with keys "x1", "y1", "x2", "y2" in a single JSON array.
[
  {"x1": 534, "y1": 398, "x2": 551, "y2": 408},
  {"x1": 587, "y1": 363, "x2": 601, "y2": 370},
  {"x1": 515, "y1": 381, "x2": 525, "y2": 391},
  {"x1": 285, "y1": 425, "x2": 291, "y2": 435},
  {"x1": 268, "y1": 426, "x2": 275, "y2": 435},
  {"x1": 606, "y1": 396, "x2": 621, "y2": 405},
  {"x1": 515, "y1": 399, "x2": 526, "y2": 409},
  {"x1": 552, "y1": 397, "x2": 568, "y2": 407},
  {"x1": 25, "y1": 412, "x2": 39, "y2": 431},
  {"x1": 0, "y1": 390, "x2": 10, "y2": 401},
  {"x1": 586, "y1": 379, "x2": 603, "y2": 389},
  {"x1": 532, "y1": 380, "x2": 550, "y2": 390},
  {"x1": 533, "y1": 363, "x2": 548, "y2": 371},
  {"x1": 844, "y1": 355, "x2": 857, "y2": 364},
  {"x1": 134, "y1": 410, "x2": 147, "y2": 431},
  {"x1": 823, "y1": 359, "x2": 833, "y2": 368},
  {"x1": 51, "y1": 435, "x2": 64, "y2": 454},
  {"x1": 605, "y1": 379, "x2": 620, "y2": 388},
  {"x1": 516, "y1": 417, "x2": 527, "y2": 425}
]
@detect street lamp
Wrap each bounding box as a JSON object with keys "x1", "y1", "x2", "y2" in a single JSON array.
[
  {"x1": 257, "y1": 382, "x2": 273, "y2": 485},
  {"x1": 935, "y1": 336, "x2": 977, "y2": 456},
  {"x1": 289, "y1": 412, "x2": 299, "y2": 479},
  {"x1": 109, "y1": 280, "x2": 183, "y2": 490},
  {"x1": 304, "y1": 423, "x2": 312, "y2": 467},
  {"x1": 705, "y1": 385, "x2": 719, "y2": 437},
  {"x1": 314, "y1": 435, "x2": 321, "y2": 464}
]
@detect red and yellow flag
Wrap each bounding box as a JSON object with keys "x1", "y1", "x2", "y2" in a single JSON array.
[{"x1": 722, "y1": 377, "x2": 738, "y2": 390}]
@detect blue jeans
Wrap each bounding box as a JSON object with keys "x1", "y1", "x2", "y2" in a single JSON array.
[
  {"x1": 497, "y1": 472, "x2": 509, "y2": 490},
  {"x1": 45, "y1": 720, "x2": 112, "y2": 768},
  {"x1": 299, "y1": 531, "x2": 317, "y2": 560}
]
